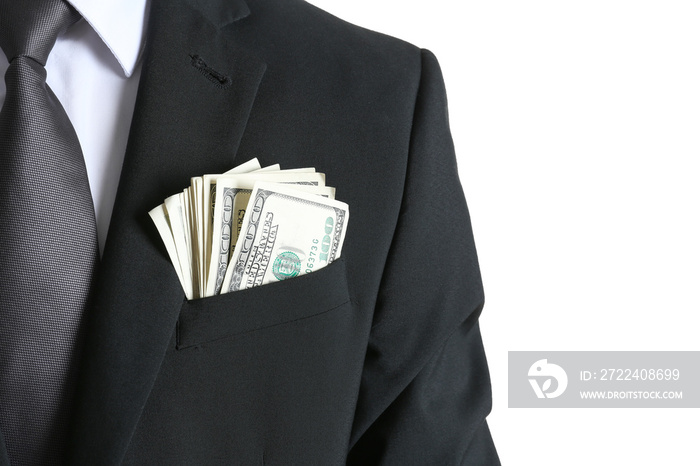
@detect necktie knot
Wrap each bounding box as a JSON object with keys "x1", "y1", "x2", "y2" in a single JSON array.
[{"x1": 0, "y1": 0, "x2": 81, "y2": 66}]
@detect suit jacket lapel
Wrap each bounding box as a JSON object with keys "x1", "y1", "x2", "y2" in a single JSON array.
[{"x1": 68, "y1": 0, "x2": 265, "y2": 462}]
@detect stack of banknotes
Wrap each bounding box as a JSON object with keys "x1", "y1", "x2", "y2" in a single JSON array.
[{"x1": 149, "y1": 158, "x2": 349, "y2": 299}]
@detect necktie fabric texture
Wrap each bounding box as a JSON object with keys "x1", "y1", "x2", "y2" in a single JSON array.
[{"x1": 0, "y1": 1, "x2": 99, "y2": 464}]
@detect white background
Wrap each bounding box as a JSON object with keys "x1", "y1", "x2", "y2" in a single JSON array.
[{"x1": 306, "y1": 1, "x2": 699, "y2": 464}]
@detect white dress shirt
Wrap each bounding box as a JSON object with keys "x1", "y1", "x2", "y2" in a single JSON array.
[{"x1": 0, "y1": 0, "x2": 149, "y2": 255}]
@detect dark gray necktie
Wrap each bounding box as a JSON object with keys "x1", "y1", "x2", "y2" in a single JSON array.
[{"x1": 0, "y1": 1, "x2": 98, "y2": 464}]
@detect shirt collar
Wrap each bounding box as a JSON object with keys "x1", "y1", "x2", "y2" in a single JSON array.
[{"x1": 68, "y1": 0, "x2": 149, "y2": 77}]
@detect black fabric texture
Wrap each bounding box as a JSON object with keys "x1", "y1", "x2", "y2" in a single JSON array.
[{"x1": 0, "y1": 0, "x2": 499, "y2": 464}]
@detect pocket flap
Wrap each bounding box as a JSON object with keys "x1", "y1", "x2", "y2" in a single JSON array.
[{"x1": 177, "y1": 257, "x2": 350, "y2": 349}]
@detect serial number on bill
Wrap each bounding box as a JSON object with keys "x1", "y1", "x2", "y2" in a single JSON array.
[{"x1": 580, "y1": 369, "x2": 680, "y2": 381}]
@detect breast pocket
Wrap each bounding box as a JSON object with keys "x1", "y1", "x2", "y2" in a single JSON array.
[{"x1": 176, "y1": 257, "x2": 350, "y2": 349}]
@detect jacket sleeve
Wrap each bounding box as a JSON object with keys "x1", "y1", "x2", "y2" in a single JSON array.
[{"x1": 347, "y1": 49, "x2": 500, "y2": 465}]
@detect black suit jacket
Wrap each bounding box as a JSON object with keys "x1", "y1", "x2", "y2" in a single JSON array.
[{"x1": 0, "y1": 0, "x2": 499, "y2": 464}]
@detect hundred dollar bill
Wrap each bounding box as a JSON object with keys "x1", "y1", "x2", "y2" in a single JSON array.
[
  {"x1": 150, "y1": 162, "x2": 343, "y2": 300},
  {"x1": 151, "y1": 159, "x2": 262, "y2": 299},
  {"x1": 223, "y1": 158, "x2": 262, "y2": 175},
  {"x1": 188, "y1": 177, "x2": 205, "y2": 296},
  {"x1": 175, "y1": 159, "x2": 263, "y2": 294},
  {"x1": 205, "y1": 172, "x2": 327, "y2": 296},
  {"x1": 204, "y1": 167, "x2": 318, "y2": 247},
  {"x1": 201, "y1": 166, "x2": 317, "y2": 282},
  {"x1": 181, "y1": 188, "x2": 198, "y2": 297},
  {"x1": 201, "y1": 159, "x2": 262, "y2": 279},
  {"x1": 148, "y1": 204, "x2": 188, "y2": 295},
  {"x1": 281, "y1": 184, "x2": 335, "y2": 199},
  {"x1": 204, "y1": 164, "x2": 309, "y2": 241},
  {"x1": 162, "y1": 193, "x2": 195, "y2": 299},
  {"x1": 220, "y1": 181, "x2": 349, "y2": 294}
]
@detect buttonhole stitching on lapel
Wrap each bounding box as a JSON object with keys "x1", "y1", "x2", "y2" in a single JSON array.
[{"x1": 189, "y1": 54, "x2": 233, "y2": 88}]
